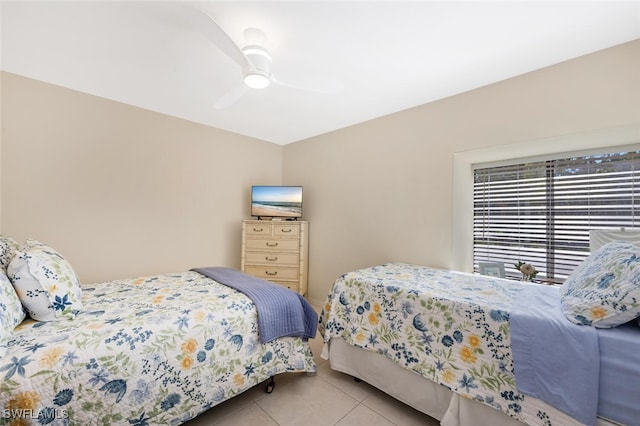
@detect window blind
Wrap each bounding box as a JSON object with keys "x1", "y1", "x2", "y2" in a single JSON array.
[{"x1": 473, "y1": 150, "x2": 640, "y2": 281}]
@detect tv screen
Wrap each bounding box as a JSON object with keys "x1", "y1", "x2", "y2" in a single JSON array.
[{"x1": 251, "y1": 186, "x2": 303, "y2": 218}]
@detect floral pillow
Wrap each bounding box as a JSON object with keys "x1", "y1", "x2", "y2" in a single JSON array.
[
  {"x1": 0, "y1": 235, "x2": 20, "y2": 272},
  {"x1": 0, "y1": 268, "x2": 26, "y2": 357},
  {"x1": 561, "y1": 241, "x2": 640, "y2": 328},
  {"x1": 8, "y1": 240, "x2": 83, "y2": 321}
]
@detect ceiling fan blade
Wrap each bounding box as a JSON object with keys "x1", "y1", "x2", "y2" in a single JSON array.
[
  {"x1": 271, "y1": 74, "x2": 344, "y2": 95},
  {"x1": 214, "y1": 84, "x2": 249, "y2": 109},
  {"x1": 179, "y1": 6, "x2": 252, "y2": 71}
]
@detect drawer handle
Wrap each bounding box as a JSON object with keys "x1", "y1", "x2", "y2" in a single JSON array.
[
  {"x1": 280, "y1": 228, "x2": 292, "y2": 233},
  {"x1": 265, "y1": 271, "x2": 278, "y2": 276},
  {"x1": 265, "y1": 256, "x2": 278, "y2": 261},
  {"x1": 253, "y1": 228, "x2": 264, "y2": 232},
  {"x1": 266, "y1": 242, "x2": 278, "y2": 247}
]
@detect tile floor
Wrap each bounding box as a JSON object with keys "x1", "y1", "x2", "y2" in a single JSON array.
[{"x1": 183, "y1": 304, "x2": 440, "y2": 426}]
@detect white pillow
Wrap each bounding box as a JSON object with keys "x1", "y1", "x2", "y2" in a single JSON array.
[
  {"x1": 0, "y1": 269, "x2": 26, "y2": 357},
  {"x1": 8, "y1": 240, "x2": 83, "y2": 321},
  {"x1": 0, "y1": 235, "x2": 20, "y2": 272}
]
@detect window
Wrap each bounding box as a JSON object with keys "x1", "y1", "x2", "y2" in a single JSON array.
[{"x1": 473, "y1": 150, "x2": 640, "y2": 282}]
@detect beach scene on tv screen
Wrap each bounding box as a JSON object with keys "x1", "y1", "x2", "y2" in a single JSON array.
[{"x1": 252, "y1": 186, "x2": 302, "y2": 217}]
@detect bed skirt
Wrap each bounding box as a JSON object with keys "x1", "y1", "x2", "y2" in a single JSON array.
[{"x1": 324, "y1": 338, "x2": 621, "y2": 426}]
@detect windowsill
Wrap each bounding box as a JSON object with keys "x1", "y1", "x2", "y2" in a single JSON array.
[{"x1": 523, "y1": 278, "x2": 563, "y2": 287}]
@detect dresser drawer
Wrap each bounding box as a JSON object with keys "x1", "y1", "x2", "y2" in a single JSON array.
[
  {"x1": 272, "y1": 280, "x2": 299, "y2": 292},
  {"x1": 244, "y1": 252, "x2": 299, "y2": 266},
  {"x1": 245, "y1": 224, "x2": 271, "y2": 236},
  {"x1": 244, "y1": 266, "x2": 299, "y2": 281},
  {"x1": 273, "y1": 224, "x2": 300, "y2": 238},
  {"x1": 245, "y1": 238, "x2": 299, "y2": 251}
]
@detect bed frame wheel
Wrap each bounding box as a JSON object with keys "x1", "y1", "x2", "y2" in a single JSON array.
[{"x1": 265, "y1": 376, "x2": 276, "y2": 393}]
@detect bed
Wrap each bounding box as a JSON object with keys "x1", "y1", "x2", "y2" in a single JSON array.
[
  {"x1": 0, "y1": 238, "x2": 316, "y2": 425},
  {"x1": 319, "y1": 244, "x2": 640, "y2": 426}
]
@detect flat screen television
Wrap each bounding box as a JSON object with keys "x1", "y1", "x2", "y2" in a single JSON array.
[{"x1": 251, "y1": 186, "x2": 303, "y2": 219}]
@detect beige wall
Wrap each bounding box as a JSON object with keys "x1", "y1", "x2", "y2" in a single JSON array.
[
  {"x1": 284, "y1": 39, "x2": 640, "y2": 303},
  {"x1": 2, "y1": 41, "x2": 639, "y2": 300},
  {"x1": 1, "y1": 72, "x2": 283, "y2": 283}
]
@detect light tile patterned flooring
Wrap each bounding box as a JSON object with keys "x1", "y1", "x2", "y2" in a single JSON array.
[{"x1": 183, "y1": 304, "x2": 440, "y2": 426}]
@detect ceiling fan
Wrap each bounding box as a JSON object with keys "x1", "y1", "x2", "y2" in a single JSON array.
[{"x1": 181, "y1": 6, "x2": 342, "y2": 109}]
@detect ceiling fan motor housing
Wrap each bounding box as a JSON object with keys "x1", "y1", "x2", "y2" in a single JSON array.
[{"x1": 242, "y1": 45, "x2": 272, "y2": 87}]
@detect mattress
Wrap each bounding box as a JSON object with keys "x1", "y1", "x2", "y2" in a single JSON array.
[
  {"x1": 1, "y1": 271, "x2": 316, "y2": 424},
  {"x1": 319, "y1": 262, "x2": 638, "y2": 426},
  {"x1": 325, "y1": 337, "x2": 622, "y2": 426}
]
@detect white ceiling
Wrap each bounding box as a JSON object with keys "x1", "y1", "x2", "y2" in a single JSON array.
[{"x1": 2, "y1": 1, "x2": 639, "y2": 145}]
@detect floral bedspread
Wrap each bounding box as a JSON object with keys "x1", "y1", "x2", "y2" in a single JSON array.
[
  {"x1": 319, "y1": 263, "x2": 584, "y2": 426},
  {"x1": 1, "y1": 271, "x2": 316, "y2": 425}
]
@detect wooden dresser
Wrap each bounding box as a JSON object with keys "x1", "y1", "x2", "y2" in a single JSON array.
[{"x1": 240, "y1": 219, "x2": 309, "y2": 295}]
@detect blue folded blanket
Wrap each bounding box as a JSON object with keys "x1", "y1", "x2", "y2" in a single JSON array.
[
  {"x1": 510, "y1": 285, "x2": 599, "y2": 426},
  {"x1": 191, "y1": 267, "x2": 318, "y2": 343}
]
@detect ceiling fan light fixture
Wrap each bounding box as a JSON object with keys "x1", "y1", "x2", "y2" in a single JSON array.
[
  {"x1": 243, "y1": 72, "x2": 271, "y2": 89},
  {"x1": 241, "y1": 44, "x2": 272, "y2": 89}
]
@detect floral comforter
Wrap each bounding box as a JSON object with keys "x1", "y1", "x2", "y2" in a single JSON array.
[
  {"x1": 319, "y1": 263, "x2": 584, "y2": 426},
  {"x1": 1, "y1": 271, "x2": 316, "y2": 425}
]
